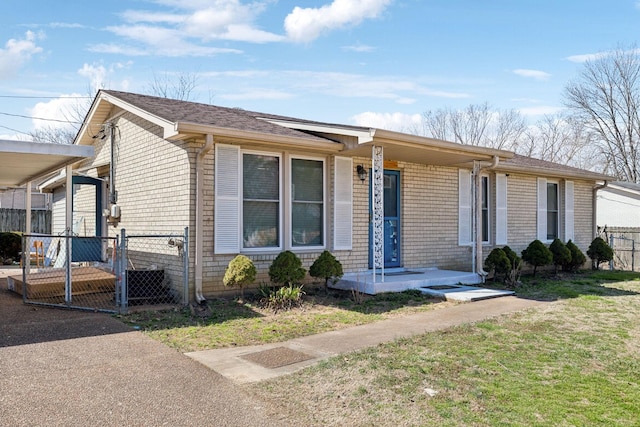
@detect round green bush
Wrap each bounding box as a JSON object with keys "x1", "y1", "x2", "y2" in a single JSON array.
[
  {"x1": 564, "y1": 240, "x2": 586, "y2": 272},
  {"x1": 484, "y1": 248, "x2": 511, "y2": 281},
  {"x1": 223, "y1": 255, "x2": 257, "y2": 298},
  {"x1": 587, "y1": 237, "x2": 614, "y2": 269},
  {"x1": 549, "y1": 238, "x2": 571, "y2": 273},
  {"x1": 521, "y1": 239, "x2": 553, "y2": 276},
  {"x1": 268, "y1": 250, "x2": 306, "y2": 287},
  {"x1": 309, "y1": 250, "x2": 343, "y2": 292}
]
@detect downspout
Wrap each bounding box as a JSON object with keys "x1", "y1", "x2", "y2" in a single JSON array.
[
  {"x1": 195, "y1": 134, "x2": 214, "y2": 304},
  {"x1": 473, "y1": 155, "x2": 500, "y2": 281},
  {"x1": 592, "y1": 180, "x2": 608, "y2": 238}
]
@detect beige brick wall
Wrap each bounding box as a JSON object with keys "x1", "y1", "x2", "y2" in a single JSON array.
[
  {"x1": 73, "y1": 117, "x2": 599, "y2": 297},
  {"x1": 495, "y1": 173, "x2": 594, "y2": 259}
]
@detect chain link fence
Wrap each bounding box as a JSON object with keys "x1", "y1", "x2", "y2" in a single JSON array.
[
  {"x1": 118, "y1": 229, "x2": 189, "y2": 312},
  {"x1": 6, "y1": 228, "x2": 189, "y2": 313},
  {"x1": 7, "y1": 234, "x2": 119, "y2": 312}
]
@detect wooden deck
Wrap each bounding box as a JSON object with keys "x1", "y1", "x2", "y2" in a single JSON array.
[{"x1": 7, "y1": 267, "x2": 115, "y2": 299}]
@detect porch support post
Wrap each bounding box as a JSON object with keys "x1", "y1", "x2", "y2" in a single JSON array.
[
  {"x1": 372, "y1": 145, "x2": 384, "y2": 283},
  {"x1": 25, "y1": 181, "x2": 32, "y2": 275},
  {"x1": 65, "y1": 165, "x2": 72, "y2": 304}
]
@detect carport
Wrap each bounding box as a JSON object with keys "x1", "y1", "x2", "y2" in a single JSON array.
[
  {"x1": 0, "y1": 139, "x2": 94, "y2": 304},
  {"x1": 0, "y1": 138, "x2": 93, "y2": 235}
]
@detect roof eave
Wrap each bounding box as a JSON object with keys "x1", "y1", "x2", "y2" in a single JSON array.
[{"x1": 174, "y1": 122, "x2": 345, "y2": 153}]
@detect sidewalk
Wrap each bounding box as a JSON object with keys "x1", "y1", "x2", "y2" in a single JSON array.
[{"x1": 187, "y1": 295, "x2": 547, "y2": 384}]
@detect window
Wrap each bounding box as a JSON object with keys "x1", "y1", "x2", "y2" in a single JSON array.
[
  {"x1": 481, "y1": 176, "x2": 489, "y2": 243},
  {"x1": 546, "y1": 182, "x2": 559, "y2": 240},
  {"x1": 537, "y1": 178, "x2": 565, "y2": 242},
  {"x1": 291, "y1": 158, "x2": 324, "y2": 247},
  {"x1": 214, "y1": 144, "x2": 327, "y2": 253},
  {"x1": 242, "y1": 153, "x2": 281, "y2": 249}
]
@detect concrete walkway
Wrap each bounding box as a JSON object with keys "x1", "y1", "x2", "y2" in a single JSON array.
[{"x1": 187, "y1": 295, "x2": 547, "y2": 384}]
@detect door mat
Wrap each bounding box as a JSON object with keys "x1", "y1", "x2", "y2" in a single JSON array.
[
  {"x1": 241, "y1": 346, "x2": 315, "y2": 369},
  {"x1": 378, "y1": 271, "x2": 423, "y2": 276},
  {"x1": 422, "y1": 285, "x2": 461, "y2": 290}
]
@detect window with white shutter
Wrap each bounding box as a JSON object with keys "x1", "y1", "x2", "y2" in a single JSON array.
[{"x1": 333, "y1": 157, "x2": 353, "y2": 250}]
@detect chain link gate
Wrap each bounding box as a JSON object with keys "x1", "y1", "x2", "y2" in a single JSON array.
[
  {"x1": 117, "y1": 228, "x2": 189, "y2": 314},
  {"x1": 10, "y1": 233, "x2": 119, "y2": 312},
  {"x1": 8, "y1": 228, "x2": 189, "y2": 314}
]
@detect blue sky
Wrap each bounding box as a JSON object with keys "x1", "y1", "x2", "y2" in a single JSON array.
[{"x1": 1, "y1": 0, "x2": 639, "y2": 141}]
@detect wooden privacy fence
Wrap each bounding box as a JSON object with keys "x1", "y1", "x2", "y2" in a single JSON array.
[
  {"x1": 0, "y1": 209, "x2": 51, "y2": 234},
  {"x1": 599, "y1": 226, "x2": 640, "y2": 272}
]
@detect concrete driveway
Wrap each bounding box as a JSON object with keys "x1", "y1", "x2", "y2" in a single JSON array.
[{"x1": 0, "y1": 275, "x2": 283, "y2": 427}]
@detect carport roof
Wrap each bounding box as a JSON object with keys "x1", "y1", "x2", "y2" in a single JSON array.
[{"x1": 0, "y1": 139, "x2": 93, "y2": 189}]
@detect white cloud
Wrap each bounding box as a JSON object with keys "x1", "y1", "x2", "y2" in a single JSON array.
[
  {"x1": 220, "y1": 89, "x2": 294, "y2": 101},
  {"x1": 513, "y1": 69, "x2": 551, "y2": 81},
  {"x1": 0, "y1": 31, "x2": 43, "y2": 79},
  {"x1": 284, "y1": 0, "x2": 393, "y2": 43},
  {"x1": 566, "y1": 52, "x2": 609, "y2": 63},
  {"x1": 342, "y1": 43, "x2": 376, "y2": 52},
  {"x1": 97, "y1": 25, "x2": 243, "y2": 56},
  {"x1": 102, "y1": 0, "x2": 283, "y2": 55},
  {"x1": 351, "y1": 111, "x2": 422, "y2": 132},
  {"x1": 517, "y1": 105, "x2": 564, "y2": 116},
  {"x1": 29, "y1": 94, "x2": 84, "y2": 131}
]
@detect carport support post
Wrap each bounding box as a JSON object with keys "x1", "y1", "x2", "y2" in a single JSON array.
[
  {"x1": 65, "y1": 166, "x2": 72, "y2": 305},
  {"x1": 120, "y1": 228, "x2": 128, "y2": 313}
]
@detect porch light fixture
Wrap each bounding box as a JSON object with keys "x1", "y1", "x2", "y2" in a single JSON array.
[{"x1": 356, "y1": 164, "x2": 368, "y2": 182}]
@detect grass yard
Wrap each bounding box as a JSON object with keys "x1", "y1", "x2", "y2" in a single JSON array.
[
  {"x1": 119, "y1": 270, "x2": 640, "y2": 426},
  {"x1": 118, "y1": 285, "x2": 454, "y2": 352},
  {"x1": 249, "y1": 271, "x2": 640, "y2": 426}
]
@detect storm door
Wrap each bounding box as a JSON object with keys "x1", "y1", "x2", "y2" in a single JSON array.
[{"x1": 369, "y1": 170, "x2": 401, "y2": 268}]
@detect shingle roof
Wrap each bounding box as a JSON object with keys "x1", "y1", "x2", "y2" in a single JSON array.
[
  {"x1": 101, "y1": 90, "x2": 333, "y2": 142},
  {"x1": 501, "y1": 154, "x2": 611, "y2": 181}
]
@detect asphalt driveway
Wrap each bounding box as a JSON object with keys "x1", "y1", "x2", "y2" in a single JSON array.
[{"x1": 0, "y1": 278, "x2": 283, "y2": 427}]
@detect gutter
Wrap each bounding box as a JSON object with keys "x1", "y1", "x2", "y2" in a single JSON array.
[
  {"x1": 473, "y1": 155, "x2": 500, "y2": 280},
  {"x1": 593, "y1": 180, "x2": 609, "y2": 238},
  {"x1": 194, "y1": 134, "x2": 214, "y2": 304}
]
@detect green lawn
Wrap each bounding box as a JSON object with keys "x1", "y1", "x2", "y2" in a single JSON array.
[{"x1": 249, "y1": 271, "x2": 640, "y2": 426}]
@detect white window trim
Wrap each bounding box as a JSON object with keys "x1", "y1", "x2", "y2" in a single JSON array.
[
  {"x1": 495, "y1": 173, "x2": 508, "y2": 245},
  {"x1": 538, "y1": 178, "x2": 560, "y2": 242},
  {"x1": 458, "y1": 169, "x2": 472, "y2": 246},
  {"x1": 565, "y1": 180, "x2": 575, "y2": 241},
  {"x1": 333, "y1": 156, "x2": 353, "y2": 250},
  {"x1": 241, "y1": 150, "x2": 283, "y2": 252},
  {"x1": 289, "y1": 155, "x2": 327, "y2": 251},
  {"x1": 481, "y1": 175, "x2": 490, "y2": 244}
]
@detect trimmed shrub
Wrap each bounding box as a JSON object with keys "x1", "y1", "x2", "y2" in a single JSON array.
[
  {"x1": 260, "y1": 284, "x2": 305, "y2": 312},
  {"x1": 268, "y1": 250, "x2": 306, "y2": 287},
  {"x1": 549, "y1": 238, "x2": 571, "y2": 274},
  {"x1": 587, "y1": 237, "x2": 614, "y2": 270},
  {"x1": 223, "y1": 255, "x2": 257, "y2": 299},
  {"x1": 0, "y1": 232, "x2": 21, "y2": 261},
  {"x1": 484, "y1": 248, "x2": 511, "y2": 282},
  {"x1": 521, "y1": 239, "x2": 553, "y2": 277},
  {"x1": 564, "y1": 240, "x2": 586, "y2": 272},
  {"x1": 309, "y1": 250, "x2": 343, "y2": 293},
  {"x1": 502, "y1": 245, "x2": 522, "y2": 287}
]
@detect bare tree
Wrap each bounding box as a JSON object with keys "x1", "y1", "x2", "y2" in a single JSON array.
[
  {"x1": 564, "y1": 46, "x2": 640, "y2": 182},
  {"x1": 30, "y1": 125, "x2": 78, "y2": 145},
  {"x1": 147, "y1": 72, "x2": 198, "y2": 101},
  {"x1": 516, "y1": 113, "x2": 600, "y2": 169},
  {"x1": 421, "y1": 103, "x2": 526, "y2": 150}
]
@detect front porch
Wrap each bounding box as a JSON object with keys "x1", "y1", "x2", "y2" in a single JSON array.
[{"x1": 332, "y1": 268, "x2": 514, "y2": 302}]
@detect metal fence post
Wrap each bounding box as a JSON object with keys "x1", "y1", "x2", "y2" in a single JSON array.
[
  {"x1": 183, "y1": 226, "x2": 189, "y2": 305},
  {"x1": 120, "y1": 228, "x2": 128, "y2": 313},
  {"x1": 609, "y1": 235, "x2": 615, "y2": 271}
]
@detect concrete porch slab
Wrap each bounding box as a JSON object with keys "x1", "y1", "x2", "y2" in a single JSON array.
[{"x1": 332, "y1": 268, "x2": 514, "y2": 302}]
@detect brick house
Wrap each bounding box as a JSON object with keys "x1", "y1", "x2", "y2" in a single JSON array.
[{"x1": 46, "y1": 90, "x2": 610, "y2": 301}]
